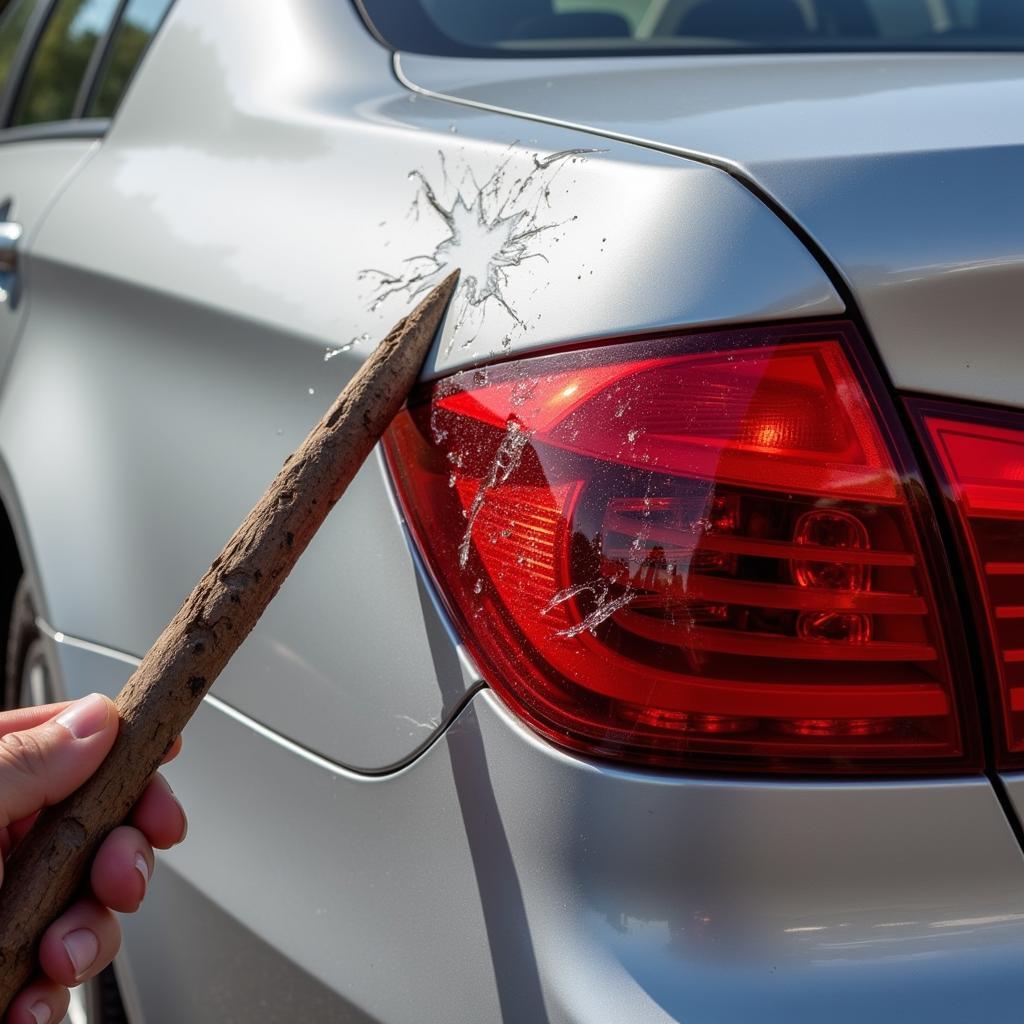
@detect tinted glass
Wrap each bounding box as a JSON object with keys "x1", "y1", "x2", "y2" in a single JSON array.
[
  {"x1": 359, "y1": 0, "x2": 1024, "y2": 55},
  {"x1": 87, "y1": 0, "x2": 172, "y2": 118},
  {"x1": 12, "y1": 0, "x2": 118, "y2": 126},
  {"x1": 0, "y1": 0, "x2": 37, "y2": 93}
]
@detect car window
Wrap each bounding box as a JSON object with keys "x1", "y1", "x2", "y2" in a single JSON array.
[
  {"x1": 0, "y1": 0, "x2": 37, "y2": 93},
  {"x1": 87, "y1": 0, "x2": 173, "y2": 118},
  {"x1": 554, "y1": 0, "x2": 654, "y2": 33},
  {"x1": 358, "y1": 0, "x2": 1024, "y2": 54},
  {"x1": 861, "y1": 0, "x2": 938, "y2": 34},
  {"x1": 11, "y1": 0, "x2": 119, "y2": 126}
]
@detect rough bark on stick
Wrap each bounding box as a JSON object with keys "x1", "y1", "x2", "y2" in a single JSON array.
[{"x1": 0, "y1": 270, "x2": 460, "y2": 1013}]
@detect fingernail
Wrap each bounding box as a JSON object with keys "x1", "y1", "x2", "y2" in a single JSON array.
[
  {"x1": 55, "y1": 694, "x2": 110, "y2": 740},
  {"x1": 135, "y1": 851, "x2": 150, "y2": 889},
  {"x1": 29, "y1": 1001, "x2": 51, "y2": 1024},
  {"x1": 62, "y1": 928, "x2": 99, "y2": 980},
  {"x1": 170, "y1": 792, "x2": 188, "y2": 842}
]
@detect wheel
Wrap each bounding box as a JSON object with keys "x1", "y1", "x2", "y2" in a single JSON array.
[{"x1": 4, "y1": 577, "x2": 129, "y2": 1024}]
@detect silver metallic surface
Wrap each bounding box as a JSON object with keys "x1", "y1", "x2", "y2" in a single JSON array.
[
  {"x1": 997, "y1": 775, "x2": 1024, "y2": 841},
  {"x1": 0, "y1": 140, "x2": 95, "y2": 372},
  {"x1": 400, "y1": 51, "x2": 1024, "y2": 409}
]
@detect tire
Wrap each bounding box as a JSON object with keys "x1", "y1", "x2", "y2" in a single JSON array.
[
  {"x1": 4, "y1": 576, "x2": 129, "y2": 1024},
  {"x1": 4, "y1": 575, "x2": 42, "y2": 710}
]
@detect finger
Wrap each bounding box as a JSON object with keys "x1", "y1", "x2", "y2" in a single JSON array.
[
  {"x1": 38, "y1": 899, "x2": 120, "y2": 987},
  {"x1": 7, "y1": 812, "x2": 39, "y2": 850},
  {"x1": 130, "y1": 773, "x2": 187, "y2": 850},
  {"x1": 0, "y1": 694, "x2": 117, "y2": 829},
  {"x1": 161, "y1": 735, "x2": 182, "y2": 764},
  {"x1": 4, "y1": 976, "x2": 69, "y2": 1024},
  {"x1": 0, "y1": 703, "x2": 74, "y2": 737},
  {"x1": 90, "y1": 826, "x2": 153, "y2": 913}
]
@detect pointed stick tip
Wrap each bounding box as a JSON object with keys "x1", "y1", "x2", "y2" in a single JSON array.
[
  {"x1": 402, "y1": 268, "x2": 460, "y2": 335},
  {"x1": 438, "y1": 268, "x2": 462, "y2": 292},
  {"x1": 437, "y1": 267, "x2": 461, "y2": 298}
]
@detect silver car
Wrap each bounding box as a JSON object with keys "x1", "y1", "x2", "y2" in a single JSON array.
[{"x1": 1, "y1": 0, "x2": 1023, "y2": 1021}]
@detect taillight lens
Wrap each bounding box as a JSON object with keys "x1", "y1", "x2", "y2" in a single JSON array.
[
  {"x1": 385, "y1": 324, "x2": 975, "y2": 773},
  {"x1": 911, "y1": 399, "x2": 1024, "y2": 768}
]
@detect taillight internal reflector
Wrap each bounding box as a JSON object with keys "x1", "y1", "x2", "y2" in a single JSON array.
[
  {"x1": 912, "y1": 400, "x2": 1024, "y2": 767},
  {"x1": 386, "y1": 324, "x2": 974, "y2": 773}
]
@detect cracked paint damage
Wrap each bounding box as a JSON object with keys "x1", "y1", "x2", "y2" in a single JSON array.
[{"x1": 358, "y1": 145, "x2": 602, "y2": 357}]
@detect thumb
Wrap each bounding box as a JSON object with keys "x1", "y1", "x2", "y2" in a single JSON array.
[{"x1": 0, "y1": 694, "x2": 117, "y2": 829}]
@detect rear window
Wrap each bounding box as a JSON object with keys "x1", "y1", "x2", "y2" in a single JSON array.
[
  {"x1": 358, "y1": 0, "x2": 1024, "y2": 55},
  {"x1": 11, "y1": 0, "x2": 119, "y2": 125},
  {"x1": 86, "y1": 0, "x2": 174, "y2": 118}
]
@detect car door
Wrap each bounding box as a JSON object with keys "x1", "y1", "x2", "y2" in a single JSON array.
[{"x1": 0, "y1": 0, "x2": 128, "y2": 375}]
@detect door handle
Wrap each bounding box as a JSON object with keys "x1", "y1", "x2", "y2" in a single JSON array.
[{"x1": 0, "y1": 220, "x2": 23, "y2": 307}]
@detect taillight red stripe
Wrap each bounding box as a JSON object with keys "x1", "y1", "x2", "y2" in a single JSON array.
[
  {"x1": 616, "y1": 616, "x2": 937, "y2": 661},
  {"x1": 624, "y1": 681, "x2": 950, "y2": 719},
  {"x1": 911, "y1": 400, "x2": 1024, "y2": 767},
  {"x1": 986, "y1": 562, "x2": 1024, "y2": 576},
  {"x1": 662, "y1": 576, "x2": 926, "y2": 615},
  {"x1": 694, "y1": 534, "x2": 917, "y2": 566}
]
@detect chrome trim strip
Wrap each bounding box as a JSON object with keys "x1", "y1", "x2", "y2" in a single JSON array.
[{"x1": 35, "y1": 616, "x2": 141, "y2": 667}]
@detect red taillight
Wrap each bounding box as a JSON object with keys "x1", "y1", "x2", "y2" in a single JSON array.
[
  {"x1": 385, "y1": 324, "x2": 976, "y2": 773},
  {"x1": 911, "y1": 400, "x2": 1024, "y2": 768}
]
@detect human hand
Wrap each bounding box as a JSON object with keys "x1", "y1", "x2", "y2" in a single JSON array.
[{"x1": 0, "y1": 694, "x2": 187, "y2": 1024}]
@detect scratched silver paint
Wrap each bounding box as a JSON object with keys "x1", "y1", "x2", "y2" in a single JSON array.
[
  {"x1": 0, "y1": 0, "x2": 1019, "y2": 1021},
  {"x1": 360, "y1": 146, "x2": 601, "y2": 354}
]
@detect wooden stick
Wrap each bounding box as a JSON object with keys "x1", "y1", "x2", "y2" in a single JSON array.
[{"x1": 0, "y1": 270, "x2": 460, "y2": 1011}]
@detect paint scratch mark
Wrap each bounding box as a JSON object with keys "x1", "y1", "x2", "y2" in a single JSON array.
[{"x1": 360, "y1": 146, "x2": 600, "y2": 354}]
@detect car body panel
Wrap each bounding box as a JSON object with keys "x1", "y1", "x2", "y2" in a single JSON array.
[
  {"x1": 0, "y1": 139, "x2": 96, "y2": 374},
  {"x1": 50, "y1": 633, "x2": 1024, "y2": 1024},
  {"x1": 399, "y1": 51, "x2": 1024, "y2": 409},
  {"x1": 1001, "y1": 775, "x2": 1024, "y2": 838},
  {"x1": 6, "y1": 0, "x2": 841, "y2": 770}
]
